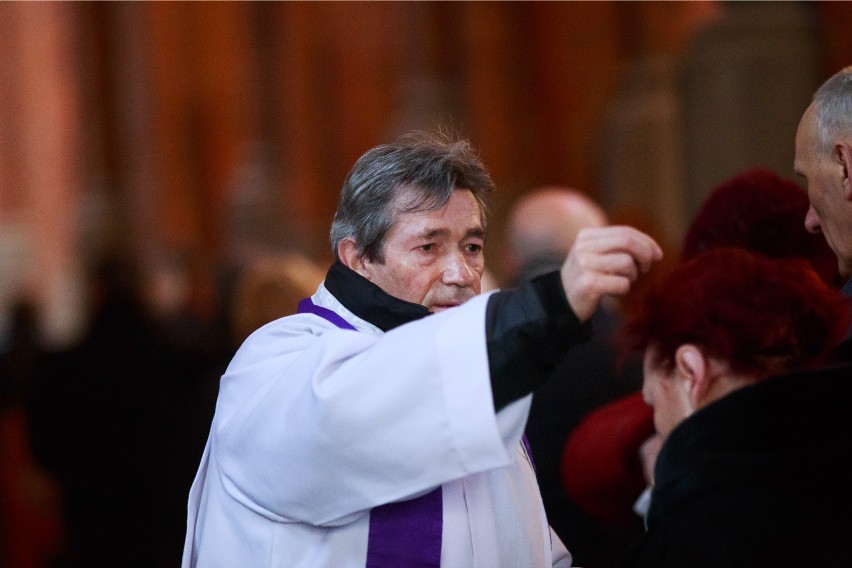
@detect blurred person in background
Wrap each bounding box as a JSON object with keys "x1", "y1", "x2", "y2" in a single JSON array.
[
  {"x1": 25, "y1": 256, "x2": 167, "y2": 566},
  {"x1": 502, "y1": 186, "x2": 608, "y2": 282},
  {"x1": 501, "y1": 186, "x2": 645, "y2": 568},
  {"x1": 0, "y1": 299, "x2": 65, "y2": 567},
  {"x1": 24, "y1": 253, "x2": 236, "y2": 567},
  {"x1": 182, "y1": 131, "x2": 663, "y2": 567},
  {"x1": 560, "y1": 167, "x2": 841, "y2": 552},
  {"x1": 617, "y1": 247, "x2": 852, "y2": 567},
  {"x1": 229, "y1": 253, "x2": 326, "y2": 345}
]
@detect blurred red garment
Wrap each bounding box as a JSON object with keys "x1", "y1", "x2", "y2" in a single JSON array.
[
  {"x1": 560, "y1": 392, "x2": 654, "y2": 525},
  {"x1": 0, "y1": 406, "x2": 65, "y2": 568}
]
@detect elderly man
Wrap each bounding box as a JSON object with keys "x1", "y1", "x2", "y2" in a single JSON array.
[
  {"x1": 182, "y1": 132, "x2": 661, "y2": 567},
  {"x1": 795, "y1": 65, "x2": 852, "y2": 356}
]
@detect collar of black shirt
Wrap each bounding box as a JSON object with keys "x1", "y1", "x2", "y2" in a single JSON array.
[{"x1": 324, "y1": 260, "x2": 431, "y2": 332}]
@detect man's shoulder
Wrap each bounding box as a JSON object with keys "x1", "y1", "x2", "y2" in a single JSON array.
[{"x1": 229, "y1": 313, "x2": 333, "y2": 363}]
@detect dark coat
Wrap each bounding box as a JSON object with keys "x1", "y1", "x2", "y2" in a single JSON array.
[
  {"x1": 619, "y1": 364, "x2": 852, "y2": 568},
  {"x1": 836, "y1": 278, "x2": 852, "y2": 361}
]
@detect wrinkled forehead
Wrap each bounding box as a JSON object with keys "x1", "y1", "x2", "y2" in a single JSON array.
[{"x1": 391, "y1": 185, "x2": 483, "y2": 223}]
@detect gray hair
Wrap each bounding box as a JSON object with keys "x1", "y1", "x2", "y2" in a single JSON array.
[
  {"x1": 330, "y1": 131, "x2": 495, "y2": 263},
  {"x1": 812, "y1": 65, "x2": 852, "y2": 151}
]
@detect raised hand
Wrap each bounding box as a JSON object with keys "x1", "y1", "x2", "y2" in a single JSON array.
[{"x1": 560, "y1": 226, "x2": 663, "y2": 321}]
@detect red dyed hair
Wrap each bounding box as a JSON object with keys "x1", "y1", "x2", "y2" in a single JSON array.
[
  {"x1": 625, "y1": 248, "x2": 850, "y2": 378},
  {"x1": 681, "y1": 168, "x2": 839, "y2": 287}
]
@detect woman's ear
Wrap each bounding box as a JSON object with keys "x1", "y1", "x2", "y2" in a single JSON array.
[
  {"x1": 337, "y1": 239, "x2": 371, "y2": 278},
  {"x1": 674, "y1": 344, "x2": 711, "y2": 410}
]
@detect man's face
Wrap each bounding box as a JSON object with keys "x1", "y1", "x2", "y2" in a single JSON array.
[
  {"x1": 361, "y1": 188, "x2": 485, "y2": 312},
  {"x1": 795, "y1": 103, "x2": 852, "y2": 279}
]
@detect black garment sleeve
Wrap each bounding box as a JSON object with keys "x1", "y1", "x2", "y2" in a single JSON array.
[{"x1": 485, "y1": 270, "x2": 592, "y2": 412}]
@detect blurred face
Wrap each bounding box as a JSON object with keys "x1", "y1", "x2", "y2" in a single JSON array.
[
  {"x1": 641, "y1": 348, "x2": 693, "y2": 437},
  {"x1": 362, "y1": 189, "x2": 485, "y2": 312},
  {"x1": 795, "y1": 103, "x2": 852, "y2": 279}
]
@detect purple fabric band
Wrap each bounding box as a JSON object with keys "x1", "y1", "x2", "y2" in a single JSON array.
[
  {"x1": 521, "y1": 434, "x2": 536, "y2": 472},
  {"x1": 298, "y1": 297, "x2": 444, "y2": 567},
  {"x1": 297, "y1": 298, "x2": 358, "y2": 331},
  {"x1": 365, "y1": 486, "x2": 443, "y2": 568}
]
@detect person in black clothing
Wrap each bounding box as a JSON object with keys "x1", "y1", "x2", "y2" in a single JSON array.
[
  {"x1": 617, "y1": 247, "x2": 852, "y2": 567},
  {"x1": 26, "y1": 256, "x2": 232, "y2": 567},
  {"x1": 501, "y1": 187, "x2": 644, "y2": 568}
]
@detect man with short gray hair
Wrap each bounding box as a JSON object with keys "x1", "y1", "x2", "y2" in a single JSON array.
[
  {"x1": 795, "y1": 65, "x2": 852, "y2": 356},
  {"x1": 182, "y1": 131, "x2": 662, "y2": 567}
]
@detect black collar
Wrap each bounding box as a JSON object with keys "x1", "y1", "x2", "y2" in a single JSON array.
[{"x1": 324, "y1": 261, "x2": 431, "y2": 332}]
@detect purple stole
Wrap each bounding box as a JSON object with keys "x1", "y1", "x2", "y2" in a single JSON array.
[{"x1": 298, "y1": 298, "x2": 443, "y2": 567}]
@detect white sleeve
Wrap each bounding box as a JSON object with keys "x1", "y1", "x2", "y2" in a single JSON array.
[
  {"x1": 550, "y1": 528, "x2": 574, "y2": 567},
  {"x1": 213, "y1": 293, "x2": 529, "y2": 526}
]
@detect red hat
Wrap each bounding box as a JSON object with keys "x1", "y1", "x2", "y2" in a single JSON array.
[{"x1": 561, "y1": 392, "x2": 654, "y2": 525}]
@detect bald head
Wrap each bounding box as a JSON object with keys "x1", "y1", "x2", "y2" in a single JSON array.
[{"x1": 504, "y1": 186, "x2": 608, "y2": 283}]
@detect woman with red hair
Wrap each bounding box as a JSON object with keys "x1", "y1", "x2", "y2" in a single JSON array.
[
  {"x1": 560, "y1": 168, "x2": 844, "y2": 536},
  {"x1": 617, "y1": 247, "x2": 851, "y2": 567}
]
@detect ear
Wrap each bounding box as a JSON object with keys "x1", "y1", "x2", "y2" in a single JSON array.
[
  {"x1": 674, "y1": 344, "x2": 711, "y2": 410},
  {"x1": 836, "y1": 142, "x2": 852, "y2": 201},
  {"x1": 337, "y1": 239, "x2": 371, "y2": 278}
]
